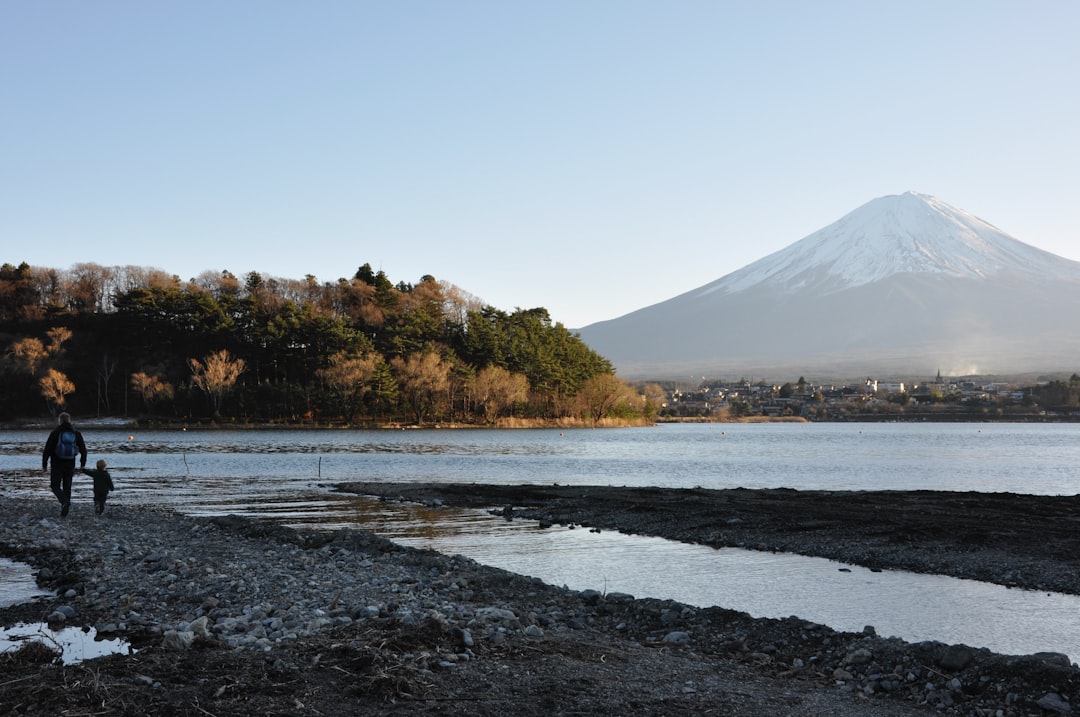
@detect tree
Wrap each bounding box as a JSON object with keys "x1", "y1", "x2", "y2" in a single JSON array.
[
  {"x1": 0, "y1": 262, "x2": 42, "y2": 323},
  {"x1": 317, "y1": 351, "x2": 378, "y2": 422},
  {"x1": 39, "y1": 368, "x2": 75, "y2": 412},
  {"x1": 391, "y1": 351, "x2": 450, "y2": 424},
  {"x1": 189, "y1": 349, "x2": 246, "y2": 416},
  {"x1": 367, "y1": 357, "x2": 399, "y2": 419},
  {"x1": 131, "y1": 370, "x2": 175, "y2": 415},
  {"x1": 473, "y1": 365, "x2": 529, "y2": 423},
  {"x1": 97, "y1": 353, "x2": 119, "y2": 414},
  {"x1": 46, "y1": 327, "x2": 72, "y2": 356},
  {"x1": 574, "y1": 374, "x2": 626, "y2": 425},
  {"x1": 66, "y1": 262, "x2": 113, "y2": 313},
  {"x1": 640, "y1": 383, "x2": 667, "y2": 420},
  {"x1": 10, "y1": 337, "x2": 48, "y2": 376}
]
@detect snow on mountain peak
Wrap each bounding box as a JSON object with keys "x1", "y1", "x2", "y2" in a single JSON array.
[{"x1": 700, "y1": 192, "x2": 1080, "y2": 298}]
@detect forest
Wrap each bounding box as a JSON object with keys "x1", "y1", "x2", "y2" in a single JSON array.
[{"x1": 0, "y1": 261, "x2": 661, "y2": 426}]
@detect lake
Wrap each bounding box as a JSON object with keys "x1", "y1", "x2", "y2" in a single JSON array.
[{"x1": 3, "y1": 421, "x2": 1080, "y2": 659}]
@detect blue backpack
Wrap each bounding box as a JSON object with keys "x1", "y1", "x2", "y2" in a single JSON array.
[{"x1": 56, "y1": 430, "x2": 78, "y2": 461}]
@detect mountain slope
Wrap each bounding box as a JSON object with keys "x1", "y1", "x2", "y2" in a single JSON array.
[{"x1": 578, "y1": 192, "x2": 1080, "y2": 379}]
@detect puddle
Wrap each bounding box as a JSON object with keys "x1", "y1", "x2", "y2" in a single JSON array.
[
  {"x1": 0, "y1": 557, "x2": 52, "y2": 607},
  {"x1": 0, "y1": 623, "x2": 134, "y2": 664},
  {"x1": 1, "y1": 558, "x2": 133, "y2": 664}
]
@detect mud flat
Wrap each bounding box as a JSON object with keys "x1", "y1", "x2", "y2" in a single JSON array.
[{"x1": 342, "y1": 483, "x2": 1080, "y2": 596}]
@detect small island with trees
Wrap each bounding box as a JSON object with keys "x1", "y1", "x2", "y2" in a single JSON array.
[{"x1": 0, "y1": 261, "x2": 662, "y2": 427}]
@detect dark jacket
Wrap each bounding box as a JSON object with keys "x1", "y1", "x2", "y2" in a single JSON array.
[
  {"x1": 42, "y1": 423, "x2": 88, "y2": 469},
  {"x1": 82, "y1": 467, "x2": 115, "y2": 494}
]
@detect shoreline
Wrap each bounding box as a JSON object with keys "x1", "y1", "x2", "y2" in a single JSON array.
[
  {"x1": 339, "y1": 482, "x2": 1080, "y2": 596},
  {"x1": 2, "y1": 492, "x2": 1079, "y2": 715}
]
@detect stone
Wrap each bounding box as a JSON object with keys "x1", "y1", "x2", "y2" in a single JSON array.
[
  {"x1": 451, "y1": 626, "x2": 474, "y2": 648},
  {"x1": 938, "y1": 644, "x2": 974, "y2": 671},
  {"x1": 474, "y1": 607, "x2": 518, "y2": 626},
  {"x1": 843, "y1": 648, "x2": 873, "y2": 665},
  {"x1": 161, "y1": 629, "x2": 196, "y2": 651},
  {"x1": 1037, "y1": 693, "x2": 1072, "y2": 714},
  {"x1": 189, "y1": 616, "x2": 212, "y2": 639},
  {"x1": 1033, "y1": 652, "x2": 1072, "y2": 667},
  {"x1": 580, "y1": 589, "x2": 602, "y2": 605}
]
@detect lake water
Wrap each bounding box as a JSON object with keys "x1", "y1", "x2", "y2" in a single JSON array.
[{"x1": 3, "y1": 422, "x2": 1080, "y2": 660}]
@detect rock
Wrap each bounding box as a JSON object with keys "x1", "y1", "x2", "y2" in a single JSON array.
[
  {"x1": 189, "y1": 616, "x2": 212, "y2": 639},
  {"x1": 843, "y1": 648, "x2": 872, "y2": 665},
  {"x1": 474, "y1": 607, "x2": 519, "y2": 626},
  {"x1": 161, "y1": 630, "x2": 196, "y2": 651},
  {"x1": 580, "y1": 589, "x2": 602, "y2": 605},
  {"x1": 451, "y1": 626, "x2": 474, "y2": 648},
  {"x1": 1033, "y1": 651, "x2": 1072, "y2": 667},
  {"x1": 938, "y1": 644, "x2": 974, "y2": 671},
  {"x1": 1037, "y1": 692, "x2": 1072, "y2": 714}
]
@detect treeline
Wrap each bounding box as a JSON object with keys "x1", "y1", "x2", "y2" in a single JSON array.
[
  {"x1": 0, "y1": 261, "x2": 659, "y2": 426},
  {"x1": 1027, "y1": 374, "x2": 1080, "y2": 409}
]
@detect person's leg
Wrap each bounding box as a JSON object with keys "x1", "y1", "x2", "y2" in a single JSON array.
[
  {"x1": 50, "y1": 465, "x2": 66, "y2": 505},
  {"x1": 59, "y1": 465, "x2": 74, "y2": 515}
]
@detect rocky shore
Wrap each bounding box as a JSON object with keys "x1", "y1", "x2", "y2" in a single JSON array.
[{"x1": 1, "y1": 491, "x2": 1079, "y2": 716}]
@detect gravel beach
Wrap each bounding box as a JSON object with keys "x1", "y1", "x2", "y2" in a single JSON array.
[{"x1": 1, "y1": 490, "x2": 1079, "y2": 716}]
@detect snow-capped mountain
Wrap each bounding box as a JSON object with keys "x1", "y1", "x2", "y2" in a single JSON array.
[{"x1": 577, "y1": 192, "x2": 1080, "y2": 379}]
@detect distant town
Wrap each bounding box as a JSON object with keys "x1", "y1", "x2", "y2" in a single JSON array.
[{"x1": 655, "y1": 371, "x2": 1080, "y2": 422}]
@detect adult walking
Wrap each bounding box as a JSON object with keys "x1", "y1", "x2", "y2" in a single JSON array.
[{"x1": 42, "y1": 412, "x2": 87, "y2": 516}]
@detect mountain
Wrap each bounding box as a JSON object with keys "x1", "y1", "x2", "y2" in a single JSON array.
[{"x1": 577, "y1": 192, "x2": 1080, "y2": 380}]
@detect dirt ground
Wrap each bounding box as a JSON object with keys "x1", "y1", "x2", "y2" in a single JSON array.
[{"x1": 3, "y1": 485, "x2": 1080, "y2": 716}]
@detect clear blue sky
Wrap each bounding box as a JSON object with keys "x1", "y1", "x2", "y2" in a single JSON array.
[{"x1": 3, "y1": 2, "x2": 1078, "y2": 328}]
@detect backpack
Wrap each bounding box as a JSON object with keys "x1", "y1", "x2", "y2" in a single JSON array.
[{"x1": 56, "y1": 430, "x2": 78, "y2": 461}]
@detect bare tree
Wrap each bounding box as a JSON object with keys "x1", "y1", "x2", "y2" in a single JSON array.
[
  {"x1": 10, "y1": 337, "x2": 48, "y2": 376},
  {"x1": 97, "y1": 353, "x2": 119, "y2": 414},
  {"x1": 66, "y1": 262, "x2": 113, "y2": 312},
  {"x1": 574, "y1": 374, "x2": 629, "y2": 425},
  {"x1": 189, "y1": 349, "x2": 246, "y2": 415},
  {"x1": 317, "y1": 351, "x2": 378, "y2": 422},
  {"x1": 391, "y1": 351, "x2": 450, "y2": 424},
  {"x1": 46, "y1": 327, "x2": 72, "y2": 356},
  {"x1": 131, "y1": 370, "x2": 175, "y2": 416},
  {"x1": 439, "y1": 280, "x2": 484, "y2": 326},
  {"x1": 39, "y1": 368, "x2": 75, "y2": 413},
  {"x1": 473, "y1": 365, "x2": 529, "y2": 423}
]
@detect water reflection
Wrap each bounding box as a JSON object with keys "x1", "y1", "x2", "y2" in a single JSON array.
[
  {"x1": 4, "y1": 425, "x2": 1080, "y2": 661},
  {"x1": 0, "y1": 623, "x2": 133, "y2": 664},
  {"x1": 0, "y1": 557, "x2": 52, "y2": 608},
  {"x1": 388, "y1": 519, "x2": 1080, "y2": 660}
]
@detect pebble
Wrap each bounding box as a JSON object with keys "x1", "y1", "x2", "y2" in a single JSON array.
[{"x1": 3, "y1": 499, "x2": 1078, "y2": 716}]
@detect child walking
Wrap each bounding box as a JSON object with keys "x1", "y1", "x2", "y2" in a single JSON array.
[{"x1": 81, "y1": 459, "x2": 115, "y2": 515}]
